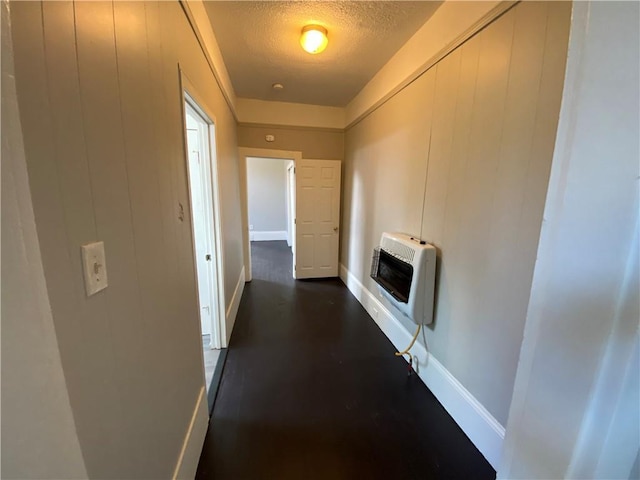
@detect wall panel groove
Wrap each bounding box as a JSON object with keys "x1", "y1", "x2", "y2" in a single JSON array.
[
  {"x1": 9, "y1": 0, "x2": 245, "y2": 476},
  {"x1": 341, "y1": 1, "x2": 571, "y2": 427}
]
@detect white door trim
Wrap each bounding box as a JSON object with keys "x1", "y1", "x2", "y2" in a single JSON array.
[
  {"x1": 286, "y1": 162, "x2": 296, "y2": 250},
  {"x1": 179, "y1": 69, "x2": 227, "y2": 350},
  {"x1": 238, "y1": 147, "x2": 302, "y2": 282}
]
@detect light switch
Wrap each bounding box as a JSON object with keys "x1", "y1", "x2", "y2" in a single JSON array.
[{"x1": 81, "y1": 241, "x2": 108, "y2": 296}]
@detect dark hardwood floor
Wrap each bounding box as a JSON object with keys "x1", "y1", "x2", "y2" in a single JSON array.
[{"x1": 196, "y1": 241, "x2": 495, "y2": 480}]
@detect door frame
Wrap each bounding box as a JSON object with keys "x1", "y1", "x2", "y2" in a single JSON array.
[
  {"x1": 179, "y1": 71, "x2": 227, "y2": 349},
  {"x1": 238, "y1": 148, "x2": 301, "y2": 282},
  {"x1": 286, "y1": 161, "x2": 296, "y2": 252}
]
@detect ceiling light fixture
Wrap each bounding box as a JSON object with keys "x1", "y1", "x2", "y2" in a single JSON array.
[{"x1": 300, "y1": 25, "x2": 328, "y2": 54}]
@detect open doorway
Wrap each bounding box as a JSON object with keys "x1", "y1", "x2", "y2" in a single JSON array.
[
  {"x1": 183, "y1": 94, "x2": 225, "y2": 405},
  {"x1": 238, "y1": 148, "x2": 342, "y2": 282},
  {"x1": 246, "y1": 156, "x2": 295, "y2": 278},
  {"x1": 238, "y1": 148, "x2": 301, "y2": 282},
  {"x1": 246, "y1": 156, "x2": 293, "y2": 242}
]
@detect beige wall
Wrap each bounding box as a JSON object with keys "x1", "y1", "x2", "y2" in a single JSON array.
[
  {"x1": 246, "y1": 157, "x2": 288, "y2": 233},
  {"x1": 9, "y1": 1, "x2": 243, "y2": 478},
  {"x1": 500, "y1": 2, "x2": 640, "y2": 477},
  {"x1": 341, "y1": 1, "x2": 571, "y2": 426},
  {"x1": 1, "y1": 2, "x2": 87, "y2": 476},
  {"x1": 345, "y1": 1, "x2": 504, "y2": 126},
  {"x1": 237, "y1": 98, "x2": 345, "y2": 129},
  {"x1": 238, "y1": 124, "x2": 344, "y2": 160}
]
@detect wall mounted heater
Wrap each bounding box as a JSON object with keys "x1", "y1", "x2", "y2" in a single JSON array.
[{"x1": 370, "y1": 232, "x2": 436, "y2": 325}]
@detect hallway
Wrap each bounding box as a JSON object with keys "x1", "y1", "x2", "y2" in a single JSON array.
[{"x1": 196, "y1": 241, "x2": 495, "y2": 479}]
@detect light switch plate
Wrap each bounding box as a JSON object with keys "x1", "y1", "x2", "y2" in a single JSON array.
[{"x1": 81, "y1": 241, "x2": 108, "y2": 296}]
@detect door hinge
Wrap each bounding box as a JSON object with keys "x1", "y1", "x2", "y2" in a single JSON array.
[
  {"x1": 206, "y1": 254, "x2": 211, "y2": 261},
  {"x1": 294, "y1": 218, "x2": 296, "y2": 224}
]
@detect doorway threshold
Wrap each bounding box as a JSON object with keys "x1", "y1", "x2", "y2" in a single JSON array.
[{"x1": 207, "y1": 348, "x2": 228, "y2": 414}]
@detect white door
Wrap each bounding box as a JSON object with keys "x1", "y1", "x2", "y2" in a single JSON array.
[
  {"x1": 185, "y1": 103, "x2": 218, "y2": 346},
  {"x1": 186, "y1": 130, "x2": 212, "y2": 336},
  {"x1": 294, "y1": 159, "x2": 341, "y2": 279}
]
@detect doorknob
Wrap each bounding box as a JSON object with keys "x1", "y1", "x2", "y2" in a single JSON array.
[{"x1": 333, "y1": 227, "x2": 338, "y2": 232}]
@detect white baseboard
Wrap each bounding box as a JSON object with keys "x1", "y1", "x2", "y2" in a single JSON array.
[
  {"x1": 250, "y1": 230, "x2": 287, "y2": 241},
  {"x1": 339, "y1": 263, "x2": 505, "y2": 470},
  {"x1": 224, "y1": 267, "x2": 245, "y2": 346},
  {"x1": 172, "y1": 387, "x2": 208, "y2": 480}
]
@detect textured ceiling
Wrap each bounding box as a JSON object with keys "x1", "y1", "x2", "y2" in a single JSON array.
[{"x1": 203, "y1": 1, "x2": 442, "y2": 107}]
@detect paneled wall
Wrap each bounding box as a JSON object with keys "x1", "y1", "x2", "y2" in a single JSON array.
[
  {"x1": 341, "y1": 1, "x2": 571, "y2": 426},
  {"x1": 500, "y1": 2, "x2": 640, "y2": 477},
  {"x1": 9, "y1": 1, "x2": 243, "y2": 477},
  {"x1": 1, "y1": 2, "x2": 87, "y2": 475}
]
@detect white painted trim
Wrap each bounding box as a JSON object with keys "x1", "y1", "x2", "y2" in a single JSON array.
[
  {"x1": 225, "y1": 266, "x2": 245, "y2": 347},
  {"x1": 286, "y1": 162, "x2": 296, "y2": 251},
  {"x1": 339, "y1": 263, "x2": 505, "y2": 470},
  {"x1": 238, "y1": 148, "x2": 301, "y2": 163},
  {"x1": 172, "y1": 387, "x2": 208, "y2": 480},
  {"x1": 250, "y1": 230, "x2": 287, "y2": 242},
  {"x1": 236, "y1": 98, "x2": 345, "y2": 129},
  {"x1": 179, "y1": 0, "x2": 237, "y2": 119}
]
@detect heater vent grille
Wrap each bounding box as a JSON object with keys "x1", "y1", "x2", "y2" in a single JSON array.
[{"x1": 381, "y1": 236, "x2": 415, "y2": 263}]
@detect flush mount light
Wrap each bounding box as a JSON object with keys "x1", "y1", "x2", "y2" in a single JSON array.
[
  {"x1": 300, "y1": 25, "x2": 328, "y2": 54},
  {"x1": 272, "y1": 83, "x2": 284, "y2": 90}
]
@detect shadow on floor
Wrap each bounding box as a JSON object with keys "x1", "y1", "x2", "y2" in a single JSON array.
[{"x1": 196, "y1": 241, "x2": 495, "y2": 479}]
